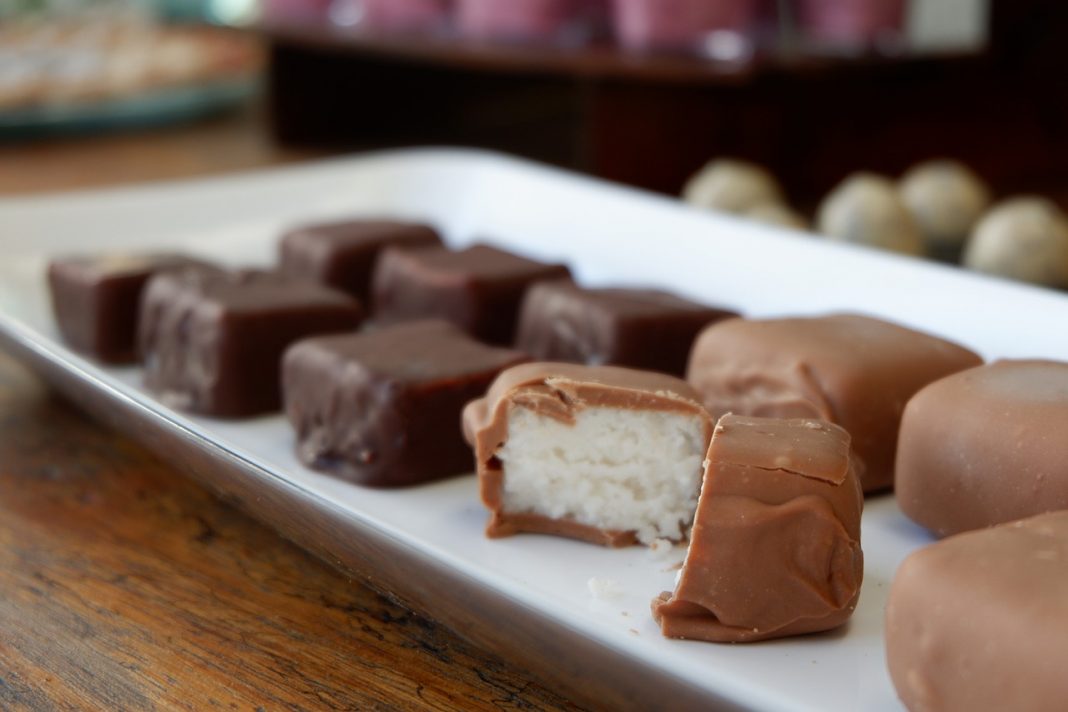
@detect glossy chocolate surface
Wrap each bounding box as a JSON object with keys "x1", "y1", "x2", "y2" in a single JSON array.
[
  {"x1": 279, "y1": 219, "x2": 442, "y2": 304},
  {"x1": 140, "y1": 268, "x2": 362, "y2": 418},
  {"x1": 896, "y1": 359, "x2": 1068, "y2": 537},
  {"x1": 886, "y1": 511, "x2": 1068, "y2": 712},
  {"x1": 372, "y1": 243, "x2": 571, "y2": 345},
  {"x1": 652, "y1": 415, "x2": 864, "y2": 643},
  {"x1": 686, "y1": 314, "x2": 982, "y2": 493},
  {"x1": 515, "y1": 281, "x2": 736, "y2": 376},
  {"x1": 48, "y1": 253, "x2": 210, "y2": 364},
  {"x1": 283, "y1": 320, "x2": 527, "y2": 487}
]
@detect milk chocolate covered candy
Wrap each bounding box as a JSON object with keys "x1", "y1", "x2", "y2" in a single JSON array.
[
  {"x1": 896, "y1": 359, "x2": 1068, "y2": 537},
  {"x1": 886, "y1": 511, "x2": 1068, "y2": 712},
  {"x1": 652, "y1": 415, "x2": 863, "y2": 643},
  {"x1": 686, "y1": 314, "x2": 982, "y2": 492}
]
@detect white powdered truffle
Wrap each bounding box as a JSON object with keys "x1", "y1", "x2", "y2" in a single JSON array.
[
  {"x1": 900, "y1": 160, "x2": 991, "y2": 249},
  {"x1": 963, "y1": 197, "x2": 1068, "y2": 288},
  {"x1": 817, "y1": 173, "x2": 923, "y2": 255},
  {"x1": 745, "y1": 202, "x2": 809, "y2": 230},
  {"x1": 682, "y1": 159, "x2": 784, "y2": 214}
]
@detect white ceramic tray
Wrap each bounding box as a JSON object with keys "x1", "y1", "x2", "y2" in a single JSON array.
[{"x1": 3, "y1": 149, "x2": 1068, "y2": 712}]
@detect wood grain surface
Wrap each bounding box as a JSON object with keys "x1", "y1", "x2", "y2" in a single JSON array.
[{"x1": 0, "y1": 351, "x2": 583, "y2": 711}]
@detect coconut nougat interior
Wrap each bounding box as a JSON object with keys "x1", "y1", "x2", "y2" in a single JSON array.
[{"x1": 496, "y1": 404, "x2": 707, "y2": 544}]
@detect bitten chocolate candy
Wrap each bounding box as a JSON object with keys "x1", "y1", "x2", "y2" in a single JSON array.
[
  {"x1": 463, "y1": 362, "x2": 713, "y2": 547},
  {"x1": 279, "y1": 219, "x2": 442, "y2": 304},
  {"x1": 283, "y1": 320, "x2": 528, "y2": 488},
  {"x1": 372, "y1": 244, "x2": 571, "y2": 345},
  {"x1": 886, "y1": 511, "x2": 1068, "y2": 712},
  {"x1": 652, "y1": 414, "x2": 864, "y2": 643},
  {"x1": 140, "y1": 268, "x2": 363, "y2": 417},
  {"x1": 48, "y1": 253, "x2": 210, "y2": 363},
  {"x1": 686, "y1": 314, "x2": 982, "y2": 493},
  {"x1": 896, "y1": 360, "x2": 1068, "y2": 537},
  {"x1": 515, "y1": 282, "x2": 737, "y2": 377}
]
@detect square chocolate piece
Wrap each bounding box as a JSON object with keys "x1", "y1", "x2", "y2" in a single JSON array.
[
  {"x1": 279, "y1": 219, "x2": 442, "y2": 304},
  {"x1": 140, "y1": 269, "x2": 363, "y2": 417},
  {"x1": 516, "y1": 281, "x2": 738, "y2": 376},
  {"x1": 652, "y1": 415, "x2": 864, "y2": 643},
  {"x1": 686, "y1": 314, "x2": 982, "y2": 493},
  {"x1": 372, "y1": 243, "x2": 571, "y2": 345},
  {"x1": 283, "y1": 320, "x2": 528, "y2": 487},
  {"x1": 47, "y1": 253, "x2": 210, "y2": 363}
]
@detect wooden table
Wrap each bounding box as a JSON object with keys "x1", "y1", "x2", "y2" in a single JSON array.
[{"x1": 0, "y1": 109, "x2": 583, "y2": 711}]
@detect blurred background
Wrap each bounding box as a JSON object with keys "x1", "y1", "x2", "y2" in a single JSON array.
[{"x1": 4, "y1": 0, "x2": 1068, "y2": 284}]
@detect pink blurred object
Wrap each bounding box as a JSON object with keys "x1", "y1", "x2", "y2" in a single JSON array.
[
  {"x1": 612, "y1": 0, "x2": 760, "y2": 51},
  {"x1": 795, "y1": 0, "x2": 907, "y2": 45},
  {"x1": 456, "y1": 0, "x2": 591, "y2": 42},
  {"x1": 263, "y1": 0, "x2": 333, "y2": 24},
  {"x1": 328, "y1": 0, "x2": 452, "y2": 31},
  {"x1": 362, "y1": 0, "x2": 452, "y2": 31}
]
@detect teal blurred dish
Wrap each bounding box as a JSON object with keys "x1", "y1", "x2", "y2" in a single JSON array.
[{"x1": 0, "y1": 76, "x2": 259, "y2": 138}]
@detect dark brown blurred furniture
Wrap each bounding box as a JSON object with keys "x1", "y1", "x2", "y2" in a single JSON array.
[
  {"x1": 0, "y1": 104, "x2": 314, "y2": 195},
  {"x1": 265, "y1": 0, "x2": 1068, "y2": 206}
]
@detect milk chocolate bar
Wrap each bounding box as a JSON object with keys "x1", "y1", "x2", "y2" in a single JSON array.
[
  {"x1": 515, "y1": 282, "x2": 737, "y2": 377},
  {"x1": 140, "y1": 268, "x2": 362, "y2": 417},
  {"x1": 652, "y1": 414, "x2": 864, "y2": 643},
  {"x1": 372, "y1": 244, "x2": 571, "y2": 345},
  {"x1": 283, "y1": 320, "x2": 528, "y2": 487},
  {"x1": 279, "y1": 219, "x2": 442, "y2": 304},
  {"x1": 48, "y1": 253, "x2": 210, "y2": 363},
  {"x1": 886, "y1": 511, "x2": 1068, "y2": 712},
  {"x1": 686, "y1": 314, "x2": 982, "y2": 492},
  {"x1": 463, "y1": 362, "x2": 713, "y2": 546},
  {"x1": 896, "y1": 359, "x2": 1068, "y2": 537}
]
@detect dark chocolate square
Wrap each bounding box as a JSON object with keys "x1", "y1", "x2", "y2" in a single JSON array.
[
  {"x1": 516, "y1": 282, "x2": 738, "y2": 376},
  {"x1": 140, "y1": 268, "x2": 363, "y2": 417},
  {"x1": 47, "y1": 253, "x2": 211, "y2": 364},
  {"x1": 279, "y1": 219, "x2": 442, "y2": 304},
  {"x1": 371, "y1": 243, "x2": 571, "y2": 345},
  {"x1": 283, "y1": 319, "x2": 528, "y2": 487}
]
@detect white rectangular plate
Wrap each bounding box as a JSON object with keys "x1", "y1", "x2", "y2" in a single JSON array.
[{"x1": 3, "y1": 149, "x2": 1068, "y2": 712}]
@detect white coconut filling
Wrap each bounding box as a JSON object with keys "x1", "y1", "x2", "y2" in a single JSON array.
[{"x1": 497, "y1": 406, "x2": 706, "y2": 544}]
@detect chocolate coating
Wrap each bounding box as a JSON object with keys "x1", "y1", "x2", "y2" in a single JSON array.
[
  {"x1": 139, "y1": 268, "x2": 362, "y2": 417},
  {"x1": 372, "y1": 244, "x2": 571, "y2": 345},
  {"x1": 686, "y1": 314, "x2": 982, "y2": 492},
  {"x1": 463, "y1": 362, "x2": 713, "y2": 547},
  {"x1": 48, "y1": 253, "x2": 210, "y2": 363},
  {"x1": 896, "y1": 359, "x2": 1068, "y2": 537},
  {"x1": 652, "y1": 415, "x2": 864, "y2": 643},
  {"x1": 515, "y1": 281, "x2": 737, "y2": 377},
  {"x1": 279, "y1": 219, "x2": 442, "y2": 304},
  {"x1": 283, "y1": 320, "x2": 527, "y2": 488},
  {"x1": 886, "y1": 511, "x2": 1068, "y2": 712}
]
